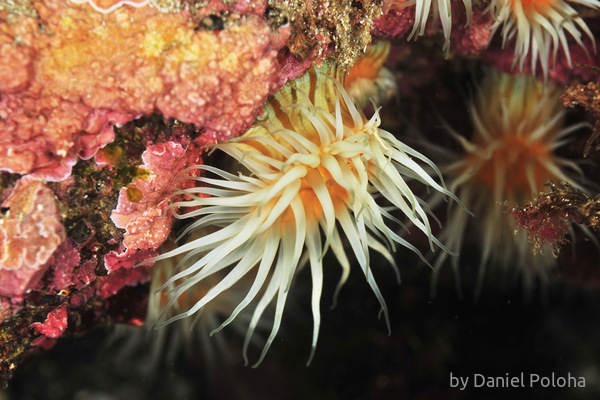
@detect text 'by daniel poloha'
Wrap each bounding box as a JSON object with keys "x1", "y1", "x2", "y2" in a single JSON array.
[{"x1": 449, "y1": 372, "x2": 586, "y2": 390}]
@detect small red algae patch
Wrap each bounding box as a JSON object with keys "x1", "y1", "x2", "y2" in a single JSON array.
[
  {"x1": 31, "y1": 304, "x2": 68, "y2": 339},
  {"x1": 43, "y1": 240, "x2": 82, "y2": 293},
  {"x1": 449, "y1": 5, "x2": 494, "y2": 56},
  {"x1": 95, "y1": 267, "x2": 150, "y2": 298},
  {"x1": 509, "y1": 199, "x2": 570, "y2": 253},
  {"x1": 509, "y1": 181, "x2": 600, "y2": 254},
  {"x1": 372, "y1": 6, "x2": 415, "y2": 40},
  {"x1": 104, "y1": 246, "x2": 157, "y2": 272}
]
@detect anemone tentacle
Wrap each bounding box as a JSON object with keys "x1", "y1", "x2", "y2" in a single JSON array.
[
  {"x1": 385, "y1": 0, "x2": 473, "y2": 54},
  {"x1": 489, "y1": 0, "x2": 600, "y2": 78}
]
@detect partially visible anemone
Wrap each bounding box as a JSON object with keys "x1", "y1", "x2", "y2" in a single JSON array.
[
  {"x1": 489, "y1": 0, "x2": 600, "y2": 78},
  {"x1": 149, "y1": 61, "x2": 462, "y2": 366},
  {"x1": 344, "y1": 41, "x2": 397, "y2": 110},
  {"x1": 147, "y1": 241, "x2": 266, "y2": 365},
  {"x1": 384, "y1": 0, "x2": 473, "y2": 54},
  {"x1": 110, "y1": 236, "x2": 269, "y2": 374},
  {"x1": 427, "y1": 69, "x2": 587, "y2": 297}
]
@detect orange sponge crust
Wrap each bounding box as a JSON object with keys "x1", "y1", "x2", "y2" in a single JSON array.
[{"x1": 0, "y1": 0, "x2": 288, "y2": 180}]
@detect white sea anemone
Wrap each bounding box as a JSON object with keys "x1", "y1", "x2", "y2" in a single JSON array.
[
  {"x1": 489, "y1": 0, "x2": 600, "y2": 78},
  {"x1": 151, "y1": 62, "x2": 461, "y2": 366},
  {"x1": 428, "y1": 69, "x2": 586, "y2": 296}
]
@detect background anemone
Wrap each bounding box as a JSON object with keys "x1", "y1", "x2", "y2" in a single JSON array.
[
  {"x1": 148, "y1": 61, "x2": 461, "y2": 366},
  {"x1": 427, "y1": 69, "x2": 588, "y2": 297},
  {"x1": 109, "y1": 236, "x2": 270, "y2": 377},
  {"x1": 344, "y1": 41, "x2": 398, "y2": 110},
  {"x1": 489, "y1": 0, "x2": 600, "y2": 77}
]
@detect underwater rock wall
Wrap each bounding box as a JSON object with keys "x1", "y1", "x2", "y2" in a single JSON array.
[{"x1": 0, "y1": 0, "x2": 599, "y2": 390}]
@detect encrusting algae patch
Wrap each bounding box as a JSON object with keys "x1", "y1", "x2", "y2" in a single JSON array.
[{"x1": 0, "y1": 0, "x2": 288, "y2": 180}]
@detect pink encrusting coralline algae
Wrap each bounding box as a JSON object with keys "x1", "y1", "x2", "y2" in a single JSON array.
[
  {"x1": 31, "y1": 304, "x2": 68, "y2": 339},
  {"x1": 107, "y1": 140, "x2": 203, "y2": 270},
  {"x1": 0, "y1": 176, "x2": 66, "y2": 297},
  {"x1": 0, "y1": 0, "x2": 293, "y2": 383},
  {"x1": 0, "y1": 0, "x2": 289, "y2": 181}
]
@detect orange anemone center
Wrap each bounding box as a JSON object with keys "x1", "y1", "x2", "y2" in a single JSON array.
[
  {"x1": 275, "y1": 164, "x2": 354, "y2": 229},
  {"x1": 301, "y1": 179, "x2": 351, "y2": 220},
  {"x1": 345, "y1": 58, "x2": 382, "y2": 89},
  {"x1": 344, "y1": 42, "x2": 390, "y2": 91},
  {"x1": 511, "y1": 0, "x2": 556, "y2": 15},
  {"x1": 468, "y1": 135, "x2": 554, "y2": 199}
]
